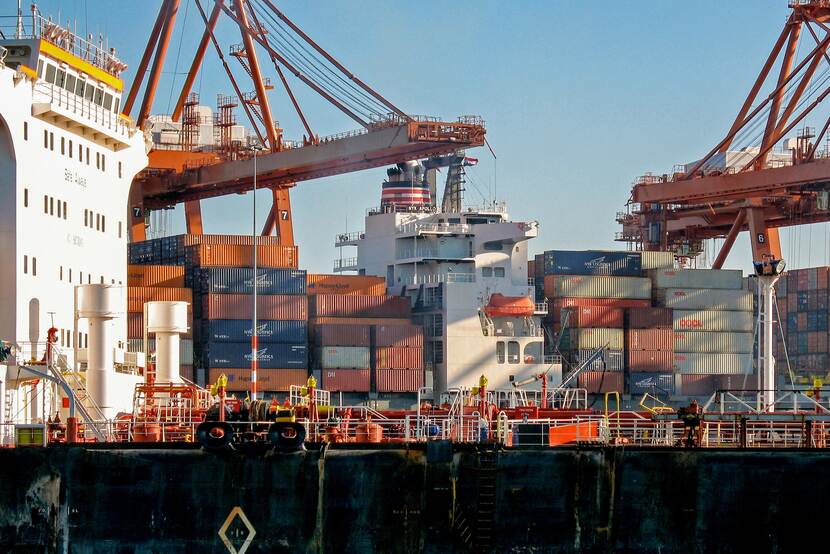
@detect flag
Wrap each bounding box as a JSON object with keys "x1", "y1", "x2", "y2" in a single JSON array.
[{"x1": 463, "y1": 157, "x2": 479, "y2": 166}]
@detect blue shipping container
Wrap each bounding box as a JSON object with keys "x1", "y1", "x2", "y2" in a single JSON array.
[
  {"x1": 198, "y1": 268, "x2": 306, "y2": 295},
  {"x1": 203, "y1": 319, "x2": 308, "y2": 344},
  {"x1": 203, "y1": 341, "x2": 308, "y2": 368},
  {"x1": 543, "y1": 250, "x2": 642, "y2": 276},
  {"x1": 629, "y1": 373, "x2": 675, "y2": 396}
]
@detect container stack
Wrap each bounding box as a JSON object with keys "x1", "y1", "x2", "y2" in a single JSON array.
[
  {"x1": 541, "y1": 250, "x2": 658, "y2": 395},
  {"x1": 538, "y1": 250, "x2": 754, "y2": 397},
  {"x1": 651, "y1": 268, "x2": 754, "y2": 396},
  {"x1": 772, "y1": 267, "x2": 830, "y2": 381},
  {"x1": 197, "y1": 268, "x2": 309, "y2": 393},
  {"x1": 307, "y1": 275, "x2": 422, "y2": 394},
  {"x1": 125, "y1": 265, "x2": 194, "y2": 380},
  {"x1": 128, "y1": 235, "x2": 305, "y2": 393}
]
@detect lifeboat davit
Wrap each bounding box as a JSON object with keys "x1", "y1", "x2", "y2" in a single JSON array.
[{"x1": 484, "y1": 293, "x2": 535, "y2": 317}]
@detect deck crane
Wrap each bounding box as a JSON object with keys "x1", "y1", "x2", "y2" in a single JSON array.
[
  {"x1": 124, "y1": 0, "x2": 486, "y2": 243},
  {"x1": 616, "y1": 1, "x2": 830, "y2": 411}
]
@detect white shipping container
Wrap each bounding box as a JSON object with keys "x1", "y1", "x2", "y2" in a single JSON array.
[
  {"x1": 315, "y1": 346, "x2": 370, "y2": 369},
  {"x1": 673, "y1": 353, "x2": 753, "y2": 374},
  {"x1": 638, "y1": 251, "x2": 675, "y2": 270},
  {"x1": 673, "y1": 331, "x2": 754, "y2": 354},
  {"x1": 572, "y1": 328, "x2": 625, "y2": 350},
  {"x1": 649, "y1": 268, "x2": 743, "y2": 290},
  {"x1": 659, "y1": 288, "x2": 753, "y2": 311},
  {"x1": 673, "y1": 310, "x2": 754, "y2": 332},
  {"x1": 550, "y1": 275, "x2": 651, "y2": 299}
]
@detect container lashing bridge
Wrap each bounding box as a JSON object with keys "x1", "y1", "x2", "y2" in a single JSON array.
[{"x1": 125, "y1": 0, "x2": 486, "y2": 244}]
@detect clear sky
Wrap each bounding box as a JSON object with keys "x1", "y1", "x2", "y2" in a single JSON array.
[{"x1": 24, "y1": 0, "x2": 830, "y2": 273}]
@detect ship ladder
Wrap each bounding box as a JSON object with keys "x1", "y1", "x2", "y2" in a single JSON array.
[{"x1": 474, "y1": 447, "x2": 498, "y2": 550}]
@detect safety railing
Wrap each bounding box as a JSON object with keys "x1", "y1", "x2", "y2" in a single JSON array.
[
  {"x1": 407, "y1": 273, "x2": 476, "y2": 285},
  {"x1": 702, "y1": 388, "x2": 830, "y2": 414},
  {"x1": 397, "y1": 222, "x2": 472, "y2": 235},
  {"x1": 334, "y1": 231, "x2": 363, "y2": 244},
  {"x1": 332, "y1": 257, "x2": 358, "y2": 272},
  {"x1": 289, "y1": 385, "x2": 331, "y2": 408},
  {"x1": 33, "y1": 82, "x2": 133, "y2": 136}
]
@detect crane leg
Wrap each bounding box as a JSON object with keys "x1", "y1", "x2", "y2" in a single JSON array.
[
  {"x1": 712, "y1": 209, "x2": 747, "y2": 269},
  {"x1": 184, "y1": 200, "x2": 204, "y2": 234},
  {"x1": 746, "y1": 205, "x2": 781, "y2": 263},
  {"x1": 261, "y1": 187, "x2": 294, "y2": 245}
]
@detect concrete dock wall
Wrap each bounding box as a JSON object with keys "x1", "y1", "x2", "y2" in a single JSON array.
[{"x1": 0, "y1": 444, "x2": 824, "y2": 553}]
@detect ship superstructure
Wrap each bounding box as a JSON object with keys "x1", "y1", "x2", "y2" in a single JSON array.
[
  {"x1": 336, "y1": 157, "x2": 558, "y2": 393},
  {"x1": 0, "y1": 8, "x2": 148, "y2": 430}
]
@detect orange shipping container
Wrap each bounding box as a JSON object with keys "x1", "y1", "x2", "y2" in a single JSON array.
[
  {"x1": 309, "y1": 294, "x2": 410, "y2": 318},
  {"x1": 202, "y1": 294, "x2": 307, "y2": 320},
  {"x1": 127, "y1": 287, "x2": 192, "y2": 312},
  {"x1": 306, "y1": 274, "x2": 386, "y2": 296},
  {"x1": 179, "y1": 234, "x2": 285, "y2": 246},
  {"x1": 374, "y1": 324, "x2": 424, "y2": 348},
  {"x1": 208, "y1": 368, "x2": 308, "y2": 392},
  {"x1": 191, "y1": 244, "x2": 298, "y2": 269},
  {"x1": 375, "y1": 369, "x2": 424, "y2": 392},
  {"x1": 127, "y1": 265, "x2": 185, "y2": 287},
  {"x1": 126, "y1": 312, "x2": 193, "y2": 339},
  {"x1": 374, "y1": 347, "x2": 424, "y2": 370}
]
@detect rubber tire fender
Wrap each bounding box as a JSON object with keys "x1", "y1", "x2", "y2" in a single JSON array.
[
  {"x1": 196, "y1": 421, "x2": 234, "y2": 451},
  {"x1": 268, "y1": 422, "x2": 306, "y2": 452}
]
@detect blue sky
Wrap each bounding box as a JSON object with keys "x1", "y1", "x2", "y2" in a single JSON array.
[{"x1": 25, "y1": 0, "x2": 830, "y2": 273}]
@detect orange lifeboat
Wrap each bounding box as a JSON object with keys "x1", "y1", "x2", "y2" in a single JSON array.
[{"x1": 484, "y1": 293, "x2": 535, "y2": 317}]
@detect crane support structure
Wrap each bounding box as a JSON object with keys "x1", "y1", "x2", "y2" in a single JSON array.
[
  {"x1": 127, "y1": 0, "x2": 485, "y2": 244},
  {"x1": 619, "y1": 2, "x2": 830, "y2": 266}
]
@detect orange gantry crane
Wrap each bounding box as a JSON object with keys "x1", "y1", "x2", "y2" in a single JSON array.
[
  {"x1": 125, "y1": 0, "x2": 486, "y2": 243},
  {"x1": 617, "y1": 1, "x2": 830, "y2": 409}
]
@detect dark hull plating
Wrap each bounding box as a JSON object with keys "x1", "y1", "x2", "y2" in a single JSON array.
[{"x1": 0, "y1": 444, "x2": 824, "y2": 553}]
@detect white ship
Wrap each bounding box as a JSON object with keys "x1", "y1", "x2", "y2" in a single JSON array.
[
  {"x1": 0, "y1": 7, "x2": 149, "y2": 437},
  {"x1": 336, "y1": 155, "x2": 561, "y2": 394}
]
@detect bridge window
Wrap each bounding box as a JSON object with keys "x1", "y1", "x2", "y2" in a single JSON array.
[
  {"x1": 508, "y1": 341, "x2": 520, "y2": 364},
  {"x1": 64, "y1": 74, "x2": 76, "y2": 93},
  {"x1": 103, "y1": 93, "x2": 113, "y2": 111},
  {"x1": 494, "y1": 267, "x2": 505, "y2": 278},
  {"x1": 482, "y1": 267, "x2": 492, "y2": 277},
  {"x1": 55, "y1": 69, "x2": 66, "y2": 88},
  {"x1": 496, "y1": 341, "x2": 505, "y2": 364},
  {"x1": 44, "y1": 64, "x2": 56, "y2": 84},
  {"x1": 85, "y1": 83, "x2": 94, "y2": 102},
  {"x1": 75, "y1": 78, "x2": 86, "y2": 97},
  {"x1": 94, "y1": 88, "x2": 103, "y2": 106}
]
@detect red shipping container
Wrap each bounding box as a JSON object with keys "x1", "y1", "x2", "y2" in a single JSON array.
[
  {"x1": 309, "y1": 294, "x2": 410, "y2": 318},
  {"x1": 798, "y1": 312, "x2": 808, "y2": 329},
  {"x1": 309, "y1": 317, "x2": 412, "y2": 327},
  {"x1": 202, "y1": 294, "x2": 307, "y2": 320},
  {"x1": 819, "y1": 267, "x2": 829, "y2": 290},
  {"x1": 321, "y1": 369, "x2": 371, "y2": 392},
  {"x1": 561, "y1": 306, "x2": 623, "y2": 328},
  {"x1": 374, "y1": 324, "x2": 424, "y2": 348},
  {"x1": 627, "y1": 329, "x2": 675, "y2": 351},
  {"x1": 374, "y1": 347, "x2": 424, "y2": 370},
  {"x1": 312, "y1": 324, "x2": 371, "y2": 346},
  {"x1": 550, "y1": 297, "x2": 651, "y2": 310},
  {"x1": 680, "y1": 374, "x2": 716, "y2": 396},
  {"x1": 375, "y1": 369, "x2": 424, "y2": 392},
  {"x1": 127, "y1": 287, "x2": 192, "y2": 312},
  {"x1": 577, "y1": 371, "x2": 624, "y2": 394},
  {"x1": 627, "y1": 308, "x2": 673, "y2": 329},
  {"x1": 627, "y1": 350, "x2": 675, "y2": 372},
  {"x1": 191, "y1": 244, "x2": 298, "y2": 269}
]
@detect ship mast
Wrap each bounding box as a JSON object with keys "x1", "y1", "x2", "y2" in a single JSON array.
[{"x1": 15, "y1": 0, "x2": 24, "y2": 39}]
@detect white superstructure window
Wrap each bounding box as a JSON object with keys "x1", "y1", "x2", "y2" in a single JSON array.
[
  {"x1": 60, "y1": 136, "x2": 65, "y2": 155},
  {"x1": 23, "y1": 189, "x2": 28, "y2": 207},
  {"x1": 23, "y1": 255, "x2": 27, "y2": 274},
  {"x1": 496, "y1": 341, "x2": 505, "y2": 364},
  {"x1": 43, "y1": 195, "x2": 48, "y2": 214},
  {"x1": 49, "y1": 133, "x2": 54, "y2": 151},
  {"x1": 23, "y1": 122, "x2": 27, "y2": 141},
  {"x1": 60, "y1": 266, "x2": 63, "y2": 281},
  {"x1": 508, "y1": 341, "x2": 519, "y2": 364},
  {"x1": 69, "y1": 140, "x2": 73, "y2": 159},
  {"x1": 32, "y1": 257, "x2": 36, "y2": 277},
  {"x1": 494, "y1": 267, "x2": 505, "y2": 278}
]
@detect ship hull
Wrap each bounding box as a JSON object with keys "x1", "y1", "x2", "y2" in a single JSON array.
[{"x1": 0, "y1": 444, "x2": 823, "y2": 553}]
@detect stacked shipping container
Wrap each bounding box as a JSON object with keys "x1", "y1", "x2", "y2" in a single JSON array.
[
  {"x1": 125, "y1": 265, "x2": 194, "y2": 381},
  {"x1": 538, "y1": 249, "x2": 754, "y2": 397},
  {"x1": 308, "y1": 281, "x2": 424, "y2": 393},
  {"x1": 128, "y1": 235, "x2": 307, "y2": 392},
  {"x1": 773, "y1": 267, "x2": 830, "y2": 381}
]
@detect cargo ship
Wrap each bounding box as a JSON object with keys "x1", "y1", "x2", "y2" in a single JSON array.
[{"x1": 3, "y1": 4, "x2": 830, "y2": 554}]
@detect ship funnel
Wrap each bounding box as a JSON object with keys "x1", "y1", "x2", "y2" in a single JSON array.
[
  {"x1": 146, "y1": 301, "x2": 189, "y2": 383},
  {"x1": 76, "y1": 284, "x2": 124, "y2": 419}
]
